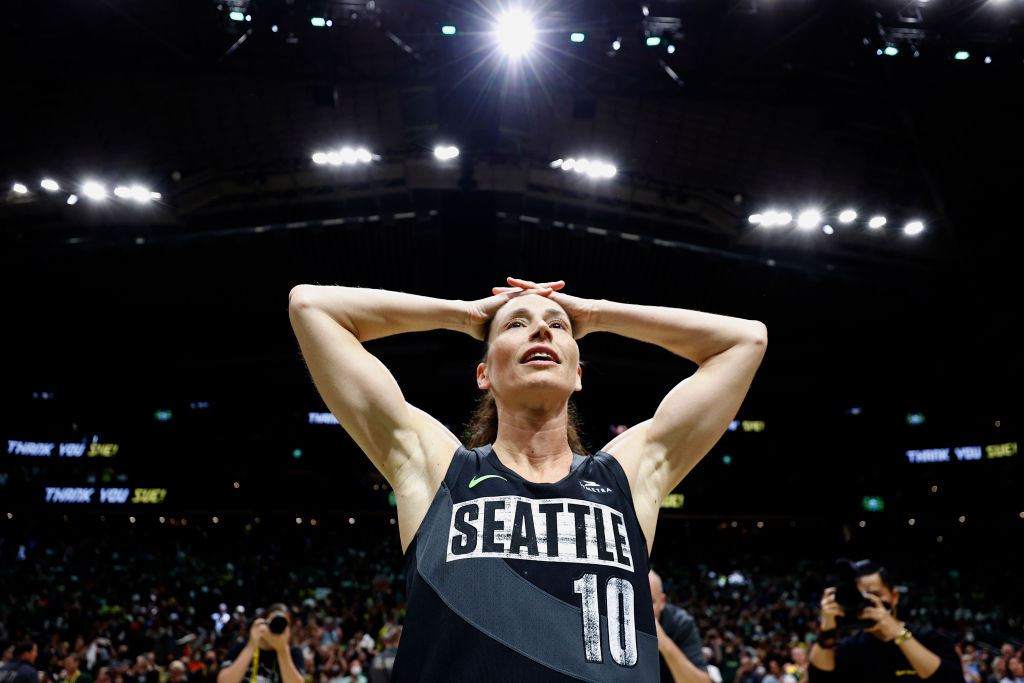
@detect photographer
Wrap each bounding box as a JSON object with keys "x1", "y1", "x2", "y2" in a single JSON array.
[
  {"x1": 808, "y1": 559, "x2": 961, "y2": 682},
  {"x1": 217, "y1": 605, "x2": 304, "y2": 683}
]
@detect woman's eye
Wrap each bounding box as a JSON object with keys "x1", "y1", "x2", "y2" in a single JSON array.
[{"x1": 507, "y1": 320, "x2": 524, "y2": 328}]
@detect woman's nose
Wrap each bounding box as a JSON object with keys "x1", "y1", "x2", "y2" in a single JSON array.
[{"x1": 530, "y1": 322, "x2": 553, "y2": 340}]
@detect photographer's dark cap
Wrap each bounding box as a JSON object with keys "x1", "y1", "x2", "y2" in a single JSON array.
[{"x1": 14, "y1": 641, "x2": 37, "y2": 657}]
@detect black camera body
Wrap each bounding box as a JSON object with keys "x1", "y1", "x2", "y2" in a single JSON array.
[
  {"x1": 268, "y1": 615, "x2": 288, "y2": 635},
  {"x1": 833, "y1": 559, "x2": 879, "y2": 631}
]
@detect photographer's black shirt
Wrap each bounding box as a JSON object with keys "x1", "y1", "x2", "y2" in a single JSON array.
[
  {"x1": 221, "y1": 642, "x2": 304, "y2": 683},
  {"x1": 808, "y1": 627, "x2": 962, "y2": 683}
]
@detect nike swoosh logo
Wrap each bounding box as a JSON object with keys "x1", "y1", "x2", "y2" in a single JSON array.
[{"x1": 468, "y1": 474, "x2": 508, "y2": 488}]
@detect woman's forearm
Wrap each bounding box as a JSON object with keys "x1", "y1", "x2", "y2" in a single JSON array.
[
  {"x1": 288, "y1": 285, "x2": 470, "y2": 342},
  {"x1": 590, "y1": 299, "x2": 766, "y2": 366}
]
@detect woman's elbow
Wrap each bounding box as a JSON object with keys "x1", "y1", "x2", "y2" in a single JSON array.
[
  {"x1": 747, "y1": 320, "x2": 768, "y2": 348},
  {"x1": 288, "y1": 284, "x2": 318, "y2": 312}
]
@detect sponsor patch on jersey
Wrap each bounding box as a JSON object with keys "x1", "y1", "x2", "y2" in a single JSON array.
[
  {"x1": 580, "y1": 479, "x2": 613, "y2": 494},
  {"x1": 447, "y1": 495, "x2": 634, "y2": 571}
]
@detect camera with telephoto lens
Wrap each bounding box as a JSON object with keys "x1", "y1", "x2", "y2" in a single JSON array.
[
  {"x1": 268, "y1": 615, "x2": 288, "y2": 634},
  {"x1": 832, "y1": 559, "x2": 877, "y2": 632}
]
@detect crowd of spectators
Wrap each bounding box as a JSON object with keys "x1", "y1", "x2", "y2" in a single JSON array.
[{"x1": 2, "y1": 516, "x2": 1021, "y2": 683}]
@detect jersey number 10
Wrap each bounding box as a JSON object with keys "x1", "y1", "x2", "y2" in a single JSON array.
[{"x1": 573, "y1": 573, "x2": 638, "y2": 667}]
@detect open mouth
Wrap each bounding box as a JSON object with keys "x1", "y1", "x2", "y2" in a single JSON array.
[{"x1": 520, "y1": 346, "x2": 560, "y2": 365}]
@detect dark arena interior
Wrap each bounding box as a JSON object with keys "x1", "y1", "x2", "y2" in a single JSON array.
[{"x1": 2, "y1": 0, "x2": 1022, "y2": 681}]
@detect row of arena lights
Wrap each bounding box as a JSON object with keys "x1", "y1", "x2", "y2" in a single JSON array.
[
  {"x1": 310, "y1": 145, "x2": 457, "y2": 165},
  {"x1": 874, "y1": 47, "x2": 1007, "y2": 63},
  {"x1": 311, "y1": 144, "x2": 618, "y2": 178},
  {"x1": 11, "y1": 179, "x2": 161, "y2": 205},
  {"x1": 227, "y1": 6, "x2": 682, "y2": 58},
  {"x1": 749, "y1": 209, "x2": 925, "y2": 236}
]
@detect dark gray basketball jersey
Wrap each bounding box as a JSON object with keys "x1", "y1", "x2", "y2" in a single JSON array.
[{"x1": 392, "y1": 444, "x2": 658, "y2": 682}]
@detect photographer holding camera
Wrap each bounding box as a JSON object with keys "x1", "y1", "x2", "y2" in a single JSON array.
[
  {"x1": 217, "y1": 605, "x2": 304, "y2": 683},
  {"x1": 808, "y1": 559, "x2": 961, "y2": 682}
]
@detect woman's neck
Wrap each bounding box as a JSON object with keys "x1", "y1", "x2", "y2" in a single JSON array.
[{"x1": 492, "y1": 404, "x2": 574, "y2": 481}]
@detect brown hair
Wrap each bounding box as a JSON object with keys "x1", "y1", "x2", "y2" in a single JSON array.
[{"x1": 463, "y1": 313, "x2": 590, "y2": 455}]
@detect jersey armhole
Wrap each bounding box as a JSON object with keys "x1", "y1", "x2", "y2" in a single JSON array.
[
  {"x1": 593, "y1": 450, "x2": 650, "y2": 558},
  {"x1": 401, "y1": 443, "x2": 473, "y2": 557}
]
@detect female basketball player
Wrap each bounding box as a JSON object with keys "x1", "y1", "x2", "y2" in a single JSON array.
[{"x1": 288, "y1": 277, "x2": 766, "y2": 682}]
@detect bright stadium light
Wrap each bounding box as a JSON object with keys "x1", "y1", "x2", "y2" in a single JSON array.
[
  {"x1": 868, "y1": 215, "x2": 887, "y2": 229},
  {"x1": 12, "y1": 182, "x2": 28, "y2": 194},
  {"x1": 130, "y1": 185, "x2": 153, "y2": 202},
  {"x1": 570, "y1": 32, "x2": 585, "y2": 43},
  {"x1": 313, "y1": 146, "x2": 375, "y2": 166},
  {"x1": 441, "y1": 25, "x2": 456, "y2": 35},
  {"x1": 311, "y1": 17, "x2": 327, "y2": 27},
  {"x1": 954, "y1": 50, "x2": 969, "y2": 61},
  {"x1": 66, "y1": 194, "x2": 79, "y2": 205},
  {"x1": 114, "y1": 185, "x2": 133, "y2": 199},
  {"x1": 838, "y1": 209, "x2": 857, "y2": 223},
  {"x1": 645, "y1": 36, "x2": 661, "y2": 47},
  {"x1": 884, "y1": 46, "x2": 899, "y2": 56},
  {"x1": 748, "y1": 214, "x2": 762, "y2": 225},
  {"x1": 904, "y1": 220, "x2": 925, "y2": 236},
  {"x1": 434, "y1": 145, "x2": 460, "y2": 161},
  {"x1": 228, "y1": 10, "x2": 245, "y2": 21},
  {"x1": 41, "y1": 178, "x2": 60, "y2": 192},
  {"x1": 557, "y1": 157, "x2": 616, "y2": 179},
  {"x1": 495, "y1": 9, "x2": 536, "y2": 58},
  {"x1": 611, "y1": 38, "x2": 621, "y2": 51},
  {"x1": 82, "y1": 181, "x2": 107, "y2": 201},
  {"x1": 797, "y1": 209, "x2": 822, "y2": 230},
  {"x1": 776, "y1": 211, "x2": 792, "y2": 226},
  {"x1": 760, "y1": 210, "x2": 779, "y2": 227}
]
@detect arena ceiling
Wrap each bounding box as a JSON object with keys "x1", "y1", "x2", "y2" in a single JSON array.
[{"x1": 1, "y1": 0, "x2": 1020, "y2": 493}]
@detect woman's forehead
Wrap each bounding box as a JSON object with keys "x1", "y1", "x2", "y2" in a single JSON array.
[{"x1": 494, "y1": 294, "x2": 568, "y2": 322}]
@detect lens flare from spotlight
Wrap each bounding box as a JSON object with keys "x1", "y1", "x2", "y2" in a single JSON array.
[{"x1": 495, "y1": 9, "x2": 536, "y2": 58}]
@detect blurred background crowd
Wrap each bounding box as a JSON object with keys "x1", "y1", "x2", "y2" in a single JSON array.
[{"x1": 2, "y1": 517, "x2": 1021, "y2": 682}]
